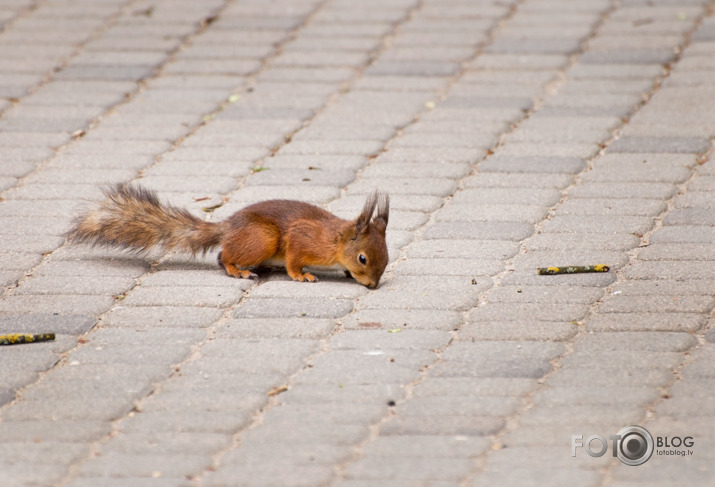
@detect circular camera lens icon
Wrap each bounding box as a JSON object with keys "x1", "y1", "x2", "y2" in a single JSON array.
[{"x1": 616, "y1": 425, "x2": 654, "y2": 466}]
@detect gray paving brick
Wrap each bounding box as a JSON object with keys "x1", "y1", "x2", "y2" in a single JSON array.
[
  {"x1": 102, "y1": 306, "x2": 223, "y2": 329},
  {"x1": 295, "y1": 350, "x2": 435, "y2": 385},
  {"x1": 470, "y1": 302, "x2": 590, "y2": 323},
  {"x1": 436, "y1": 341, "x2": 564, "y2": 378},
  {"x1": 485, "y1": 37, "x2": 582, "y2": 55},
  {"x1": 459, "y1": 320, "x2": 580, "y2": 342},
  {"x1": 422, "y1": 222, "x2": 534, "y2": 241},
  {"x1": 0, "y1": 251, "x2": 43, "y2": 271},
  {"x1": 485, "y1": 285, "x2": 603, "y2": 304},
  {"x1": 218, "y1": 441, "x2": 352, "y2": 471},
  {"x1": 380, "y1": 415, "x2": 505, "y2": 437},
  {"x1": 504, "y1": 125, "x2": 614, "y2": 146},
  {"x1": 68, "y1": 340, "x2": 195, "y2": 366},
  {"x1": 340, "y1": 309, "x2": 463, "y2": 331},
  {"x1": 0, "y1": 312, "x2": 95, "y2": 335},
  {"x1": 649, "y1": 225, "x2": 715, "y2": 243},
  {"x1": 0, "y1": 215, "x2": 73, "y2": 235},
  {"x1": 493, "y1": 141, "x2": 600, "y2": 159},
  {"x1": 415, "y1": 377, "x2": 536, "y2": 398},
  {"x1": 76, "y1": 452, "x2": 212, "y2": 479},
  {"x1": 558, "y1": 78, "x2": 655, "y2": 95},
  {"x1": 366, "y1": 60, "x2": 461, "y2": 77},
  {"x1": 479, "y1": 155, "x2": 586, "y2": 174},
  {"x1": 663, "y1": 208, "x2": 715, "y2": 226},
  {"x1": 2, "y1": 395, "x2": 136, "y2": 422},
  {"x1": 673, "y1": 190, "x2": 715, "y2": 209},
  {"x1": 261, "y1": 154, "x2": 368, "y2": 172},
  {"x1": 0, "y1": 442, "x2": 88, "y2": 472},
  {"x1": 55, "y1": 65, "x2": 156, "y2": 81},
  {"x1": 611, "y1": 278, "x2": 715, "y2": 295},
  {"x1": 568, "y1": 181, "x2": 678, "y2": 199},
  {"x1": 0, "y1": 418, "x2": 110, "y2": 444},
  {"x1": 556, "y1": 197, "x2": 667, "y2": 216},
  {"x1": 279, "y1": 383, "x2": 405, "y2": 409},
  {"x1": 0, "y1": 294, "x2": 115, "y2": 316},
  {"x1": 451, "y1": 187, "x2": 562, "y2": 206},
  {"x1": 336, "y1": 481, "x2": 459, "y2": 487},
  {"x1": 118, "y1": 408, "x2": 252, "y2": 436},
  {"x1": 548, "y1": 369, "x2": 673, "y2": 390},
  {"x1": 578, "y1": 331, "x2": 698, "y2": 352},
  {"x1": 240, "y1": 419, "x2": 369, "y2": 446},
  {"x1": 588, "y1": 311, "x2": 705, "y2": 332},
  {"x1": 469, "y1": 52, "x2": 569, "y2": 70},
  {"x1": 294, "y1": 123, "x2": 395, "y2": 142},
  {"x1": 0, "y1": 465, "x2": 68, "y2": 487},
  {"x1": 245, "y1": 167, "x2": 356, "y2": 187},
  {"x1": 688, "y1": 175, "x2": 715, "y2": 191},
  {"x1": 472, "y1": 469, "x2": 600, "y2": 487},
  {"x1": 600, "y1": 294, "x2": 713, "y2": 313},
  {"x1": 581, "y1": 48, "x2": 677, "y2": 65},
  {"x1": 463, "y1": 173, "x2": 574, "y2": 190},
  {"x1": 361, "y1": 162, "x2": 471, "y2": 181},
  {"x1": 524, "y1": 233, "x2": 641, "y2": 253},
  {"x1": 344, "y1": 455, "x2": 476, "y2": 482},
  {"x1": 225, "y1": 317, "x2": 331, "y2": 339},
  {"x1": 609, "y1": 136, "x2": 711, "y2": 154},
  {"x1": 365, "y1": 434, "x2": 491, "y2": 459},
  {"x1": 391, "y1": 132, "x2": 497, "y2": 150},
  {"x1": 347, "y1": 177, "x2": 458, "y2": 197},
  {"x1": 540, "y1": 215, "x2": 655, "y2": 236},
  {"x1": 225, "y1": 185, "x2": 341, "y2": 205},
  {"x1": 100, "y1": 431, "x2": 228, "y2": 457},
  {"x1": 625, "y1": 260, "x2": 715, "y2": 280},
  {"x1": 329, "y1": 329, "x2": 450, "y2": 351},
  {"x1": 405, "y1": 239, "x2": 519, "y2": 260},
  {"x1": 394, "y1": 258, "x2": 503, "y2": 276},
  {"x1": 14, "y1": 275, "x2": 135, "y2": 296},
  {"x1": 65, "y1": 477, "x2": 195, "y2": 487},
  {"x1": 139, "y1": 388, "x2": 266, "y2": 415},
  {"x1": 398, "y1": 394, "x2": 522, "y2": 418},
  {"x1": 234, "y1": 297, "x2": 353, "y2": 319},
  {"x1": 377, "y1": 147, "x2": 481, "y2": 165},
  {"x1": 584, "y1": 162, "x2": 691, "y2": 184},
  {"x1": 357, "y1": 275, "x2": 490, "y2": 312},
  {"x1": 638, "y1": 244, "x2": 715, "y2": 260},
  {"x1": 435, "y1": 204, "x2": 547, "y2": 224},
  {"x1": 261, "y1": 402, "x2": 387, "y2": 427},
  {"x1": 119, "y1": 286, "x2": 239, "y2": 308},
  {"x1": 276, "y1": 139, "x2": 385, "y2": 157},
  {"x1": 534, "y1": 385, "x2": 660, "y2": 408},
  {"x1": 562, "y1": 350, "x2": 683, "y2": 370},
  {"x1": 203, "y1": 464, "x2": 333, "y2": 487}
]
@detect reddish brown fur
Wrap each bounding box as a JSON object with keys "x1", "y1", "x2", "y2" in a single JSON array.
[{"x1": 68, "y1": 184, "x2": 390, "y2": 288}]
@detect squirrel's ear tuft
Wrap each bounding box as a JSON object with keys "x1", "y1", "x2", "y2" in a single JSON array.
[
  {"x1": 373, "y1": 193, "x2": 389, "y2": 230},
  {"x1": 355, "y1": 191, "x2": 379, "y2": 235}
]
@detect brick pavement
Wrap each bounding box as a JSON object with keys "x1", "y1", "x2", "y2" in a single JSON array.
[{"x1": 1, "y1": 0, "x2": 714, "y2": 486}]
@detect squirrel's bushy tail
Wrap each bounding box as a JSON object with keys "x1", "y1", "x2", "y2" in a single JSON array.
[{"x1": 68, "y1": 184, "x2": 223, "y2": 255}]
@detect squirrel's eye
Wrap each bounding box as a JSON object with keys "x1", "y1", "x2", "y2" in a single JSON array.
[{"x1": 358, "y1": 254, "x2": 367, "y2": 265}]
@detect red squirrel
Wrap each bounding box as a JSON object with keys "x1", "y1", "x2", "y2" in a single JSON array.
[{"x1": 68, "y1": 184, "x2": 390, "y2": 288}]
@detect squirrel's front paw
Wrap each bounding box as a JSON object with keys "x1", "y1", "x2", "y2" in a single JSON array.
[{"x1": 295, "y1": 272, "x2": 318, "y2": 283}]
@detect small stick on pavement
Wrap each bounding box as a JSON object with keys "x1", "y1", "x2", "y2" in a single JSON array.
[
  {"x1": 0, "y1": 333, "x2": 56, "y2": 346},
  {"x1": 537, "y1": 265, "x2": 609, "y2": 275}
]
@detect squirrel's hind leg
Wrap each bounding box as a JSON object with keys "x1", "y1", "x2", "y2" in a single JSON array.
[
  {"x1": 219, "y1": 226, "x2": 279, "y2": 279},
  {"x1": 218, "y1": 252, "x2": 259, "y2": 279}
]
